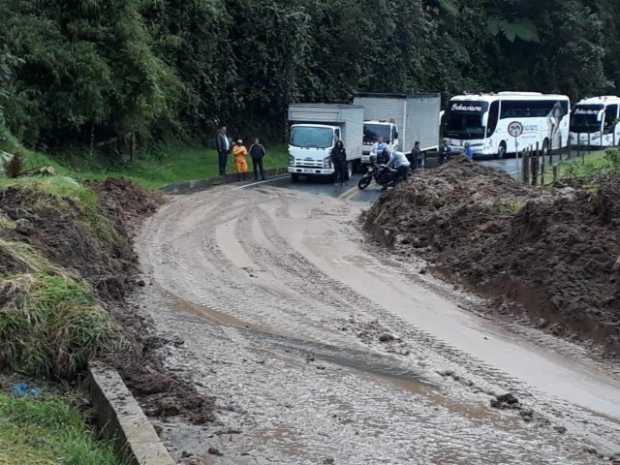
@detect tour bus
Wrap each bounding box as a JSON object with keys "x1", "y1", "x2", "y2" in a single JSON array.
[
  {"x1": 570, "y1": 96, "x2": 620, "y2": 147},
  {"x1": 443, "y1": 92, "x2": 571, "y2": 159}
]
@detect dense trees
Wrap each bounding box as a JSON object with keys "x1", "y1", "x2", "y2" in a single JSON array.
[{"x1": 0, "y1": 0, "x2": 618, "y2": 150}]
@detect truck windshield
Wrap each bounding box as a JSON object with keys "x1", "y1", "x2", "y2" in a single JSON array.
[
  {"x1": 570, "y1": 105, "x2": 603, "y2": 133},
  {"x1": 290, "y1": 127, "x2": 334, "y2": 148},
  {"x1": 363, "y1": 124, "x2": 391, "y2": 144},
  {"x1": 445, "y1": 101, "x2": 488, "y2": 140}
]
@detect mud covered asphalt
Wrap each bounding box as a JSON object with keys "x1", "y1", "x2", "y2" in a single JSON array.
[{"x1": 134, "y1": 176, "x2": 620, "y2": 465}]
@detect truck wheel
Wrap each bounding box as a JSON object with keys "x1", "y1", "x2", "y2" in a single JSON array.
[{"x1": 291, "y1": 173, "x2": 300, "y2": 183}]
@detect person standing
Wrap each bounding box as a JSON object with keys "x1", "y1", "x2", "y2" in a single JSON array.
[
  {"x1": 409, "y1": 141, "x2": 422, "y2": 170},
  {"x1": 232, "y1": 139, "x2": 249, "y2": 181},
  {"x1": 438, "y1": 139, "x2": 451, "y2": 165},
  {"x1": 249, "y1": 138, "x2": 266, "y2": 181},
  {"x1": 464, "y1": 142, "x2": 474, "y2": 160},
  {"x1": 215, "y1": 126, "x2": 231, "y2": 176},
  {"x1": 330, "y1": 139, "x2": 347, "y2": 186}
]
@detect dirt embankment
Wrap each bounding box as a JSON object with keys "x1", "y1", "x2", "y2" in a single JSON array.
[
  {"x1": 364, "y1": 157, "x2": 620, "y2": 357},
  {"x1": 0, "y1": 178, "x2": 214, "y2": 424}
]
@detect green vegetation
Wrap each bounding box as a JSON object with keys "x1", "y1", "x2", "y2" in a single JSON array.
[
  {"x1": 0, "y1": 392, "x2": 123, "y2": 465},
  {"x1": 1, "y1": 0, "x2": 619, "y2": 159},
  {"x1": 0, "y1": 272, "x2": 123, "y2": 379},
  {"x1": 546, "y1": 149, "x2": 620, "y2": 182}
]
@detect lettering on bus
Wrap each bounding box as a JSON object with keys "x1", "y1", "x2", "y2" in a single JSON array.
[
  {"x1": 451, "y1": 103, "x2": 484, "y2": 112},
  {"x1": 574, "y1": 108, "x2": 601, "y2": 116}
]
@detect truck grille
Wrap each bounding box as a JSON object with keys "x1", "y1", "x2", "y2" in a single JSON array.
[{"x1": 295, "y1": 159, "x2": 323, "y2": 168}]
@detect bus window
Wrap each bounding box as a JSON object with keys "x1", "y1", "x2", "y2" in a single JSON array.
[
  {"x1": 486, "y1": 101, "x2": 499, "y2": 137},
  {"x1": 604, "y1": 105, "x2": 618, "y2": 134}
]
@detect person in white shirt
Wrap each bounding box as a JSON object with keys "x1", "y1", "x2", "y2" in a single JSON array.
[{"x1": 388, "y1": 150, "x2": 411, "y2": 184}]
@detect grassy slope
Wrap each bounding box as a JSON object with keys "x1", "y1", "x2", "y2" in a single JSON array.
[
  {"x1": 0, "y1": 392, "x2": 123, "y2": 465},
  {"x1": 55, "y1": 144, "x2": 289, "y2": 190},
  {"x1": 1, "y1": 130, "x2": 289, "y2": 190},
  {"x1": 541, "y1": 149, "x2": 610, "y2": 184}
]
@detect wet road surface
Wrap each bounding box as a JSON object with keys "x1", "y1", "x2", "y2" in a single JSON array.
[{"x1": 135, "y1": 175, "x2": 620, "y2": 464}]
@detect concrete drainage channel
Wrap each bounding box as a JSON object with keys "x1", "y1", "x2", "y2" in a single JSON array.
[
  {"x1": 161, "y1": 168, "x2": 289, "y2": 194},
  {"x1": 88, "y1": 363, "x2": 175, "y2": 465}
]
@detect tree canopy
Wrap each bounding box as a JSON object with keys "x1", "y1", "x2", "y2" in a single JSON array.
[{"x1": 0, "y1": 0, "x2": 618, "y2": 149}]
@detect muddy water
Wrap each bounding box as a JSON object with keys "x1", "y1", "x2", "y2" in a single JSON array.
[{"x1": 135, "y1": 180, "x2": 620, "y2": 464}]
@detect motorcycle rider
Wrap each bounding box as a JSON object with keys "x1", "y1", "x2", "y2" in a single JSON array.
[{"x1": 388, "y1": 150, "x2": 411, "y2": 185}]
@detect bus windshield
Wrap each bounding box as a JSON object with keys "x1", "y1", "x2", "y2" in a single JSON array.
[
  {"x1": 445, "y1": 101, "x2": 488, "y2": 140},
  {"x1": 290, "y1": 126, "x2": 334, "y2": 148},
  {"x1": 364, "y1": 124, "x2": 391, "y2": 145},
  {"x1": 570, "y1": 105, "x2": 603, "y2": 133}
]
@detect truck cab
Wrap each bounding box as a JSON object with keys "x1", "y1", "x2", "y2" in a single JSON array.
[
  {"x1": 287, "y1": 103, "x2": 364, "y2": 182},
  {"x1": 288, "y1": 124, "x2": 340, "y2": 180},
  {"x1": 361, "y1": 121, "x2": 399, "y2": 164}
]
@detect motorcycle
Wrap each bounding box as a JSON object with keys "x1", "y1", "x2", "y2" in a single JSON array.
[{"x1": 357, "y1": 162, "x2": 398, "y2": 190}]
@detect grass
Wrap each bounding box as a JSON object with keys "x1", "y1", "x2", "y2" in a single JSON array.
[
  {"x1": 54, "y1": 143, "x2": 290, "y2": 190},
  {"x1": 544, "y1": 148, "x2": 620, "y2": 183},
  {"x1": 0, "y1": 391, "x2": 124, "y2": 465},
  {"x1": 0, "y1": 272, "x2": 123, "y2": 379}
]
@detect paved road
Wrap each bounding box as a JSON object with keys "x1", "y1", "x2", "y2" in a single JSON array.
[{"x1": 135, "y1": 176, "x2": 620, "y2": 465}]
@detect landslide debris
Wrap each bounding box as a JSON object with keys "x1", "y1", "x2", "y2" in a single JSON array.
[
  {"x1": 364, "y1": 156, "x2": 620, "y2": 356},
  {"x1": 0, "y1": 178, "x2": 214, "y2": 424}
]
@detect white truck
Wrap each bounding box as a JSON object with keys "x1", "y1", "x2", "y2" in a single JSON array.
[
  {"x1": 570, "y1": 96, "x2": 620, "y2": 147},
  {"x1": 353, "y1": 93, "x2": 441, "y2": 164},
  {"x1": 288, "y1": 104, "x2": 364, "y2": 182}
]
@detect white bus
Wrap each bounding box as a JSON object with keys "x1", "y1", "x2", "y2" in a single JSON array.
[
  {"x1": 444, "y1": 92, "x2": 570, "y2": 159},
  {"x1": 570, "y1": 96, "x2": 620, "y2": 147}
]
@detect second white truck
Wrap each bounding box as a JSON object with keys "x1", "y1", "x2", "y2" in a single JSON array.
[{"x1": 354, "y1": 93, "x2": 441, "y2": 164}]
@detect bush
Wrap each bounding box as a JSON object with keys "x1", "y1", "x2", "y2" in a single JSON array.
[{"x1": 4, "y1": 151, "x2": 23, "y2": 178}]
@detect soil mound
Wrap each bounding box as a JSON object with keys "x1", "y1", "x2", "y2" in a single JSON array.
[
  {"x1": 89, "y1": 178, "x2": 162, "y2": 238},
  {"x1": 364, "y1": 156, "x2": 620, "y2": 356},
  {"x1": 0, "y1": 180, "x2": 214, "y2": 424}
]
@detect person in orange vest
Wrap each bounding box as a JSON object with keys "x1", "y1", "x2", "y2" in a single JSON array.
[{"x1": 233, "y1": 139, "x2": 249, "y2": 181}]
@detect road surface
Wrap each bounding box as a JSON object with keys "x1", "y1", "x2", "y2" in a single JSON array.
[{"x1": 135, "y1": 176, "x2": 620, "y2": 465}]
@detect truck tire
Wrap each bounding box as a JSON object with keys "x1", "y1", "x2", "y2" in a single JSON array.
[{"x1": 291, "y1": 173, "x2": 300, "y2": 183}]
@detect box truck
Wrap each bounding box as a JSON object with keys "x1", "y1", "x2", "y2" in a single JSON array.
[
  {"x1": 287, "y1": 104, "x2": 364, "y2": 182},
  {"x1": 353, "y1": 93, "x2": 441, "y2": 164}
]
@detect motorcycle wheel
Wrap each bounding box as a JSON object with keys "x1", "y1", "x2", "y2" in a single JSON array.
[{"x1": 358, "y1": 174, "x2": 372, "y2": 190}]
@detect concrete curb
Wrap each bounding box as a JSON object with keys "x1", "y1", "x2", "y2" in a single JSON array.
[
  {"x1": 161, "y1": 167, "x2": 289, "y2": 194},
  {"x1": 88, "y1": 363, "x2": 175, "y2": 465}
]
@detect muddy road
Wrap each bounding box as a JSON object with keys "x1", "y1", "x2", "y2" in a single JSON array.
[{"x1": 135, "y1": 177, "x2": 620, "y2": 464}]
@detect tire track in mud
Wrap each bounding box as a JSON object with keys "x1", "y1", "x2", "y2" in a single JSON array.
[{"x1": 136, "y1": 185, "x2": 620, "y2": 463}]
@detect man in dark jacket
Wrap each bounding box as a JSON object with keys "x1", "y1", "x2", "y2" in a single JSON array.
[
  {"x1": 215, "y1": 126, "x2": 231, "y2": 176},
  {"x1": 330, "y1": 140, "x2": 347, "y2": 186},
  {"x1": 409, "y1": 141, "x2": 422, "y2": 170},
  {"x1": 249, "y1": 138, "x2": 266, "y2": 181},
  {"x1": 438, "y1": 139, "x2": 451, "y2": 165}
]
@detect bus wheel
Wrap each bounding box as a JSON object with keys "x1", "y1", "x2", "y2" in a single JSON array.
[{"x1": 498, "y1": 142, "x2": 507, "y2": 159}]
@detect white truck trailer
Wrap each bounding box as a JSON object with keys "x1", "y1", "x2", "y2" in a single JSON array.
[
  {"x1": 353, "y1": 93, "x2": 441, "y2": 164},
  {"x1": 570, "y1": 96, "x2": 620, "y2": 148},
  {"x1": 287, "y1": 104, "x2": 364, "y2": 181}
]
